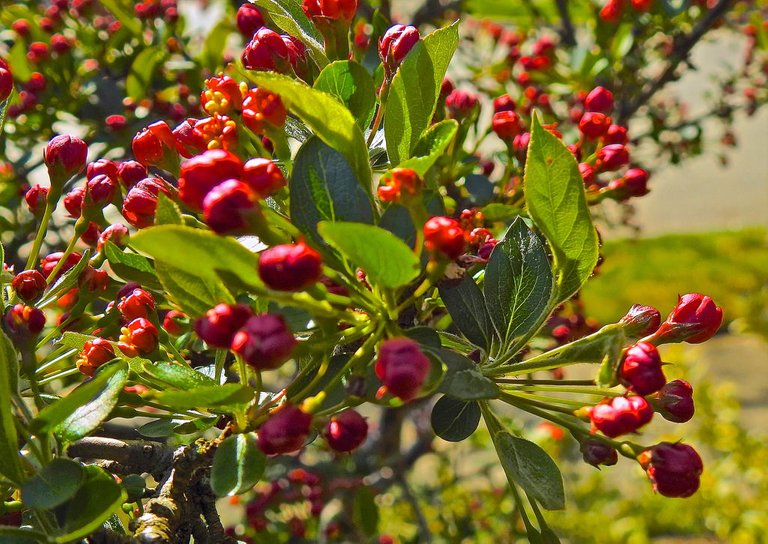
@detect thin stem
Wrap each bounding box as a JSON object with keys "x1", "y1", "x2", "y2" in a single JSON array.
[{"x1": 25, "y1": 199, "x2": 56, "y2": 270}]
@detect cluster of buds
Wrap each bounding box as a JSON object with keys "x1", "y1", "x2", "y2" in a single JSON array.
[
  {"x1": 242, "y1": 28, "x2": 308, "y2": 77},
  {"x1": 600, "y1": 0, "x2": 653, "y2": 24}
]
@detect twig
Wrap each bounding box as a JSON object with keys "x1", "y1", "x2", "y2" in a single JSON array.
[
  {"x1": 68, "y1": 438, "x2": 174, "y2": 481},
  {"x1": 555, "y1": 0, "x2": 576, "y2": 47}
]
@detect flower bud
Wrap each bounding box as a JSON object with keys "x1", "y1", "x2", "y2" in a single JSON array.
[
  {"x1": 117, "y1": 160, "x2": 148, "y2": 189},
  {"x1": 231, "y1": 314, "x2": 297, "y2": 370},
  {"x1": 195, "y1": 303, "x2": 253, "y2": 348},
  {"x1": 445, "y1": 89, "x2": 479, "y2": 119},
  {"x1": 63, "y1": 186, "x2": 85, "y2": 218},
  {"x1": 178, "y1": 149, "x2": 243, "y2": 211},
  {"x1": 84, "y1": 173, "x2": 117, "y2": 211},
  {"x1": 242, "y1": 28, "x2": 292, "y2": 72},
  {"x1": 243, "y1": 158, "x2": 286, "y2": 198},
  {"x1": 620, "y1": 342, "x2": 666, "y2": 395},
  {"x1": 607, "y1": 167, "x2": 650, "y2": 200},
  {"x1": 303, "y1": 0, "x2": 358, "y2": 22},
  {"x1": 603, "y1": 124, "x2": 628, "y2": 145},
  {"x1": 580, "y1": 439, "x2": 618, "y2": 467},
  {"x1": 98, "y1": 224, "x2": 130, "y2": 252},
  {"x1": 638, "y1": 442, "x2": 703, "y2": 498},
  {"x1": 585, "y1": 86, "x2": 614, "y2": 114},
  {"x1": 40, "y1": 251, "x2": 81, "y2": 279},
  {"x1": 631, "y1": 0, "x2": 652, "y2": 11},
  {"x1": 117, "y1": 288, "x2": 156, "y2": 321},
  {"x1": 596, "y1": 144, "x2": 629, "y2": 171},
  {"x1": 513, "y1": 132, "x2": 530, "y2": 161},
  {"x1": 44, "y1": 134, "x2": 88, "y2": 186},
  {"x1": 324, "y1": 410, "x2": 368, "y2": 452},
  {"x1": 375, "y1": 337, "x2": 431, "y2": 402},
  {"x1": 4, "y1": 304, "x2": 45, "y2": 336},
  {"x1": 493, "y1": 94, "x2": 516, "y2": 113},
  {"x1": 163, "y1": 310, "x2": 187, "y2": 336},
  {"x1": 25, "y1": 185, "x2": 49, "y2": 217},
  {"x1": 492, "y1": 110, "x2": 522, "y2": 141},
  {"x1": 619, "y1": 304, "x2": 661, "y2": 337},
  {"x1": 599, "y1": 0, "x2": 624, "y2": 23},
  {"x1": 258, "y1": 241, "x2": 323, "y2": 292},
  {"x1": 80, "y1": 266, "x2": 109, "y2": 293},
  {"x1": 656, "y1": 379, "x2": 695, "y2": 423},
  {"x1": 424, "y1": 216, "x2": 466, "y2": 260},
  {"x1": 86, "y1": 159, "x2": 118, "y2": 181},
  {"x1": 0, "y1": 65, "x2": 13, "y2": 103},
  {"x1": 651, "y1": 293, "x2": 723, "y2": 345},
  {"x1": 236, "y1": 3, "x2": 264, "y2": 37},
  {"x1": 106, "y1": 115, "x2": 127, "y2": 132},
  {"x1": 258, "y1": 404, "x2": 312, "y2": 455},
  {"x1": 77, "y1": 338, "x2": 116, "y2": 376},
  {"x1": 119, "y1": 317, "x2": 158, "y2": 356},
  {"x1": 131, "y1": 121, "x2": 179, "y2": 171},
  {"x1": 122, "y1": 177, "x2": 174, "y2": 229},
  {"x1": 379, "y1": 25, "x2": 420, "y2": 78},
  {"x1": 241, "y1": 88, "x2": 287, "y2": 135},
  {"x1": 377, "y1": 168, "x2": 421, "y2": 203},
  {"x1": 12, "y1": 270, "x2": 47, "y2": 302},
  {"x1": 587, "y1": 395, "x2": 653, "y2": 437},
  {"x1": 203, "y1": 179, "x2": 260, "y2": 234},
  {"x1": 578, "y1": 112, "x2": 612, "y2": 139}
]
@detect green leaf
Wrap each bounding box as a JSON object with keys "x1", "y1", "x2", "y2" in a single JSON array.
[
  {"x1": 141, "y1": 361, "x2": 217, "y2": 389},
  {"x1": 252, "y1": 73, "x2": 372, "y2": 194},
  {"x1": 524, "y1": 113, "x2": 599, "y2": 303},
  {"x1": 37, "y1": 249, "x2": 92, "y2": 308},
  {"x1": 0, "y1": 528, "x2": 47, "y2": 543},
  {"x1": 436, "y1": 349, "x2": 499, "y2": 400},
  {"x1": 21, "y1": 458, "x2": 84, "y2": 510},
  {"x1": 431, "y1": 396, "x2": 481, "y2": 442},
  {"x1": 384, "y1": 23, "x2": 459, "y2": 165},
  {"x1": 126, "y1": 46, "x2": 166, "y2": 101},
  {"x1": 317, "y1": 221, "x2": 420, "y2": 290},
  {"x1": 352, "y1": 487, "x2": 379, "y2": 537},
  {"x1": 398, "y1": 119, "x2": 459, "y2": 177},
  {"x1": 480, "y1": 203, "x2": 520, "y2": 222},
  {"x1": 290, "y1": 137, "x2": 375, "y2": 250},
  {"x1": 0, "y1": 330, "x2": 24, "y2": 484},
  {"x1": 56, "y1": 465, "x2": 128, "y2": 543},
  {"x1": 252, "y1": 0, "x2": 328, "y2": 66},
  {"x1": 130, "y1": 225, "x2": 262, "y2": 288},
  {"x1": 210, "y1": 433, "x2": 266, "y2": 496},
  {"x1": 493, "y1": 431, "x2": 565, "y2": 510},
  {"x1": 33, "y1": 362, "x2": 128, "y2": 437},
  {"x1": 200, "y1": 18, "x2": 235, "y2": 69},
  {"x1": 484, "y1": 218, "x2": 554, "y2": 354},
  {"x1": 314, "y1": 61, "x2": 376, "y2": 129},
  {"x1": 151, "y1": 383, "x2": 253, "y2": 411},
  {"x1": 54, "y1": 363, "x2": 130, "y2": 444},
  {"x1": 155, "y1": 193, "x2": 183, "y2": 225},
  {"x1": 438, "y1": 276, "x2": 495, "y2": 351},
  {"x1": 155, "y1": 262, "x2": 233, "y2": 318},
  {"x1": 104, "y1": 242, "x2": 161, "y2": 290}
]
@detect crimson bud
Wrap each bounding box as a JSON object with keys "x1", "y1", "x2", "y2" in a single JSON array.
[
  {"x1": 97, "y1": 224, "x2": 130, "y2": 252},
  {"x1": 195, "y1": 303, "x2": 253, "y2": 348},
  {"x1": 379, "y1": 25, "x2": 420, "y2": 78},
  {"x1": 242, "y1": 28, "x2": 292, "y2": 72},
  {"x1": 236, "y1": 3, "x2": 264, "y2": 37},
  {"x1": 493, "y1": 94, "x2": 516, "y2": 113},
  {"x1": 656, "y1": 379, "x2": 695, "y2": 423},
  {"x1": 163, "y1": 310, "x2": 187, "y2": 336},
  {"x1": 375, "y1": 337, "x2": 431, "y2": 402},
  {"x1": 596, "y1": 144, "x2": 629, "y2": 171},
  {"x1": 0, "y1": 65, "x2": 12, "y2": 103},
  {"x1": 585, "y1": 86, "x2": 614, "y2": 113},
  {"x1": 131, "y1": 121, "x2": 179, "y2": 171},
  {"x1": 587, "y1": 395, "x2": 653, "y2": 437},
  {"x1": 607, "y1": 167, "x2": 650, "y2": 200},
  {"x1": 638, "y1": 442, "x2": 703, "y2": 498},
  {"x1": 4, "y1": 304, "x2": 46, "y2": 336},
  {"x1": 40, "y1": 251, "x2": 81, "y2": 279},
  {"x1": 580, "y1": 439, "x2": 618, "y2": 467},
  {"x1": 492, "y1": 110, "x2": 522, "y2": 141},
  {"x1": 63, "y1": 186, "x2": 85, "y2": 218},
  {"x1": 243, "y1": 158, "x2": 286, "y2": 197},
  {"x1": 620, "y1": 342, "x2": 666, "y2": 395},
  {"x1": 651, "y1": 293, "x2": 723, "y2": 345},
  {"x1": 117, "y1": 288, "x2": 156, "y2": 321},
  {"x1": 579, "y1": 112, "x2": 612, "y2": 139},
  {"x1": 603, "y1": 124, "x2": 628, "y2": 145},
  {"x1": 178, "y1": 149, "x2": 243, "y2": 210},
  {"x1": 241, "y1": 88, "x2": 287, "y2": 135},
  {"x1": 12, "y1": 270, "x2": 47, "y2": 302},
  {"x1": 77, "y1": 338, "x2": 115, "y2": 376},
  {"x1": 117, "y1": 160, "x2": 148, "y2": 189},
  {"x1": 303, "y1": 0, "x2": 358, "y2": 22},
  {"x1": 445, "y1": 89, "x2": 479, "y2": 119},
  {"x1": 619, "y1": 304, "x2": 661, "y2": 337},
  {"x1": 118, "y1": 317, "x2": 159, "y2": 356},
  {"x1": 25, "y1": 185, "x2": 49, "y2": 217},
  {"x1": 86, "y1": 159, "x2": 118, "y2": 181},
  {"x1": 258, "y1": 404, "x2": 312, "y2": 455},
  {"x1": 258, "y1": 241, "x2": 323, "y2": 292},
  {"x1": 424, "y1": 216, "x2": 466, "y2": 260},
  {"x1": 232, "y1": 314, "x2": 298, "y2": 370},
  {"x1": 203, "y1": 179, "x2": 260, "y2": 234},
  {"x1": 122, "y1": 177, "x2": 174, "y2": 229},
  {"x1": 377, "y1": 168, "x2": 421, "y2": 203},
  {"x1": 44, "y1": 134, "x2": 88, "y2": 186},
  {"x1": 324, "y1": 410, "x2": 368, "y2": 452}
]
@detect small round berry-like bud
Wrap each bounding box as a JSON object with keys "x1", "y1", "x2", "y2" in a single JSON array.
[
  {"x1": 236, "y1": 3, "x2": 264, "y2": 37},
  {"x1": 119, "y1": 317, "x2": 159, "y2": 356},
  {"x1": 585, "y1": 86, "x2": 614, "y2": 114},
  {"x1": 12, "y1": 270, "x2": 47, "y2": 302},
  {"x1": 258, "y1": 404, "x2": 312, "y2": 455},
  {"x1": 40, "y1": 251, "x2": 81, "y2": 279},
  {"x1": 232, "y1": 314, "x2": 297, "y2": 370},
  {"x1": 203, "y1": 179, "x2": 259, "y2": 234},
  {"x1": 377, "y1": 168, "x2": 421, "y2": 203},
  {"x1": 178, "y1": 149, "x2": 243, "y2": 211},
  {"x1": 242, "y1": 28, "x2": 291, "y2": 72},
  {"x1": 656, "y1": 379, "x2": 695, "y2": 423},
  {"x1": 603, "y1": 124, "x2": 628, "y2": 145},
  {"x1": 163, "y1": 310, "x2": 187, "y2": 336},
  {"x1": 324, "y1": 410, "x2": 368, "y2": 452},
  {"x1": 379, "y1": 25, "x2": 420, "y2": 77},
  {"x1": 241, "y1": 88, "x2": 287, "y2": 135},
  {"x1": 243, "y1": 158, "x2": 286, "y2": 198},
  {"x1": 45, "y1": 134, "x2": 88, "y2": 186},
  {"x1": 63, "y1": 186, "x2": 85, "y2": 218},
  {"x1": 87, "y1": 159, "x2": 119, "y2": 181},
  {"x1": 98, "y1": 224, "x2": 130, "y2": 252},
  {"x1": 117, "y1": 288, "x2": 156, "y2": 321},
  {"x1": 375, "y1": 337, "x2": 431, "y2": 402},
  {"x1": 620, "y1": 342, "x2": 666, "y2": 395},
  {"x1": 77, "y1": 338, "x2": 116, "y2": 376},
  {"x1": 493, "y1": 94, "x2": 516, "y2": 113},
  {"x1": 303, "y1": 0, "x2": 358, "y2": 22},
  {"x1": 631, "y1": 0, "x2": 652, "y2": 11},
  {"x1": 0, "y1": 65, "x2": 13, "y2": 103},
  {"x1": 619, "y1": 304, "x2": 661, "y2": 337},
  {"x1": 84, "y1": 173, "x2": 117, "y2": 211},
  {"x1": 423, "y1": 216, "x2": 466, "y2": 260},
  {"x1": 651, "y1": 293, "x2": 723, "y2": 345},
  {"x1": 638, "y1": 442, "x2": 703, "y2": 498},
  {"x1": 122, "y1": 177, "x2": 174, "y2": 229},
  {"x1": 580, "y1": 439, "x2": 618, "y2": 467},
  {"x1": 4, "y1": 304, "x2": 46, "y2": 336},
  {"x1": 195, "y1": 304, "x2": 253, "y2": 348},
  {"x1": 587, "y1": 395, "x2": 653, "y2": 438},
  {"x1": 578, "y1": 112, "x2": 612, "y2": 139},
  {"x1": 492, "y1": 110, "x2": 522, "y2": 141},
  {"x1": 607, "y1": 167, "x2": 650, "y2": 200},
  {"x1": 25, "y1": 185, "x2": 49, "y2": 217},
  {"x1": 596, "y1": 144, "x2": 629, "y2": 171},
  {"x1": 599, "y1": 0, "x2": 624, "y2": 23},
  {"x1": 445, "y1": 89, "x2": 479, "y2": 119},
  {"x1": 258, "y1": 241, "x2": 323, "y2": 292},
  {"x1": 106, "y1": 115, "x2": 127, "y2": 132},
  {"x1": 117, "y1": 160, "x2": 148, "y2": 189},
  {"x1": 131, "y1": 121, "x2": 179, "y2": 171},
  {"x1": 80, "y1": 266, "x2": 109, "y2": 293}
]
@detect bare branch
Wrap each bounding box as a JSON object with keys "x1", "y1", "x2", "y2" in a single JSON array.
[
  {"x1": 68, "y1": 438, "x2": 173, "y2": 481},
  {"x1": 555, "y1": 0, "x2": 577, "y2": 47}
]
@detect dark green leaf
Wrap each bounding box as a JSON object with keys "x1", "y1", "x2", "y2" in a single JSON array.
[
  {"x1": 290, "y1": 137, "x2": 375, "y2": 250},
  {"x1": 211, "y1": 433, "x2": 266, "y2": 496},
  {"x1": 385, "y1": 23, "x2": 459, "y2": 164},
  {"x1": 485, "y1": 218, "x2": 554, "y2": 354},
  {"x1": 317, "y1": 221, "x2": 420, "y2": 289},
  {"x1": 439, "y1": 276, "x2": 495, "y2": 351},
  {"x1": 524, "y1": 113, "x2": 599, "y2": 303},
  {"x1": 141, "y1": 361, "x2": 217, "y2": 389},
  {"x1": 126, "y1": 46, "x2": 165, "y2": 101},
  {"x1": 464, "y1": 174, "x2": 495, "y2": 205},
  {"x1": 252, "y1": 0, "x2": 327, "y2": 66},
  {"x1": 155, "y1": 193, "x2": 183, "y2": 225},
  {"x1": 493, "y1": 431, "x2": 565, "y2": 510},
  {"x1": 436, "y1": 349, "x2": 499, "y2": 400},
  {"x1": 352, "y1": 487, "x2": 379, "y2": 537},
  {"x1": 0, "y1": 330, "x2": 24, "y2": 484},
  {"x1": 403, "y1": 327, "x2": 442, "y2": 350},
  {"x1": 399, "y1": 119, "x2": 458, "y2": 177},
  {"x1": 251, "y1": 73, "x2": 371, "y2": 192},
  {"x1": 56, "y1": 465, "x2": 128, "y2": 543},
  {"x1": 314, "y1": 61, "x2": 376, "y2": 129},
  {"x1": 21, "y1": 458, "x2": 84, "y2": 510},
  {"x1": 431, "y1": 396, "x2": 481, "y2": 442},
  {"x1": 0, "y1": 528, "x2": 47, "y2": 543},
  {"x1": 151, "y1": 383, "x2": 253, "y2": 411}
]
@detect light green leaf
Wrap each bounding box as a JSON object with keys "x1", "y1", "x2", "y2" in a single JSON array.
[
  {"x1": 210, "y1": 433, "x2": 266, "y2": 496},
  {"x1": 0, "y1": 329, "x2": 24, "y2": 484},
  {"x1": 151, "y1": 383, "x2": 253, "y2": 411},
  {"x1": 155, "y1": 193, "x2": 183, "y2": 225},
  {"x1": 104, "y1": 242, "x2": 161, "y2": 290},
  {"x1": 398, "y1": 119, "x2": 458, "y2": 177},
  {"x1": 314, "y1": 60, "x2": 376, "y2": 129},
  {"x1": 126, "y1": 46, "x2": 166, "y2": 101},
  {"x1": 155, "y1": 262, "x2": 233, "y2": 318},
  {"x1": 141, "y1": 361, "x2": 218, "y2": 389}
]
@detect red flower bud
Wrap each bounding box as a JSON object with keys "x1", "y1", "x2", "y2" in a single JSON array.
[
  {"x1": 578, "y1": 112, "x2": 612, "y2": 139},
  {"x1": 599, "y1": 0, "x2": 624, "y2": 23},
  {"x1": 131, "y1": 121, "x2": 179, "y2": 170},
  {"x1": 324, "y1": 410, "x2": 368, "y2": 452},
  {"x1": 119, "y1": 317, "x2": 159, "y2": 356},
  {"x1": 445, "y1": 89, "x2": 479, "y2": 119},
  {"x1": 579, "y1": 162, "x2": 597, "y2": 186},
  {"x1": 375, "y1": 337, "x2": 431, "y2": 402},
  {"x1": 619, "y1": 304, "x2": 661, "y2": 337},
  {"x1": 580, "y1": 438, "x2": 618, "y2": 467},
  {"x1": 25, "y1": 185, "x2": 49, "y2": 217},
  {"x1": 631, "y1": 0, "x2": 652, "y2": 11},
  {"x1": 12, "y1": 270, "x2": 47, "y2": 302},
  {"x1": 424, "y1": 216, "x2": 466, "y2": 260},
  {"x1": 258, "y1": 404, "x2": 312, "y2": 455},
  {"x1": 98, "y1": 224, "x2": 130, "y2": 252},
  {"x1": 652, "y1": 293, "x2": 723, "y2": 345},
  {"x1": 379, "y1": 25, "x2": 420, "y2": 77},
  {"x1": 26, "y1": 72, "x2": 46, "y2": 92},
  {"x1": 84, "y1": 173, "x2": 117, "y2": 210},
  {"x1": 242, "y1": 88, "x2": 287, "y2": 135},
  {"x1": 377, "y1": 168, "x2": 421, "y2": 203},
  {"x1": 236, "y1": 3, "x2": 264, "y2": 37},
  {"x1": 80, "y1": 266, "x2": 109, "y2": 292},
  {"x1": 195, "y1": 304, "x2": 253, "y2": 348},
  {"x1": 243, "y1": 158, "x2": 286, "y2": 198},
  {"x1": 607, "y1": 167, "x2": 650, "y2": 200},
  {"x1": 122, "y1": 177, "x2": 174, "y2": 229},
  {"x1": 86, "y1": 159, "x2": 118, "y2": 181},
  {"x1": 596, "y1": 144, "x2": 629, "y2": 171},
  {"x1": 303, "y1": 0, "x2": 358, "y2": 21},
  {"x1": 163, "y1": 310, "x2": 187, "y2": 336},
  {"x1": 77, "y1": 338, "x2": 116, "y2": 376},
  {"x1": 492, "y1": 110, "x2": 522, "y2": 141},
  {"x1": 258, "y1": 241, "x2": 323, "y2": 292},
  {"x1": 117, "y1": 288, "x2": 156, "y2": 321},
  {"x1": 638, "y1": 442, "x2": 703, "y2": 498},
  {"x1": 0, "y1": 65, "x2": 13, "y2": 103},
  {"x1": 40, "y1": 251, "x2": 81, "y2": 279},
  {"x1": 106, "y1": 115, "x2": 127, "y2": 132},
  {"x1": 656, "y1": 379, "x2": 695, "y2": 423},
  {"x1": 232, "y1": 314, "x2": 297, "y2": 370},
  {"x1": 493, "y1": 94, "x2": 516, "y2": 113},
  {"x1": 27, "y1": 42, "x2": 50, "y2": 63},
  {"x1": 513, "y1": 132, "x2": 531, "y2": 161},
  {"x1": 178, "y1": 149, "x2": 243, "y2": 211},
  {"x1": 45, "y1": 134, "x2": 88, "y2": 185},
  {"x1": 242, "y1": 28, "x2": 291, "y2": 72},
  {"x1": 620, "y1": 342, "x2": 666, "y2": 395},
  {"x1": 4, "y1": 304, "x2": 46, "y2": 336},
  {"x1": 63, "y1": 187, "x2": 85, "y2": 218},
  {"x1": 585, "y1": 86, "x2": 614, "y2": 114},
  {"x1": 117, "y1": 160, "x2": 148, "y2": 188},
  {"x1": 587, "y1": 395, "x2": 653, "y2": 437},
  {"x1": 203, "y1": 179, "x2": 260, "y2": 234},
  {"x1": 603, "y1": 124, "x2": 628, "y2": 145}
]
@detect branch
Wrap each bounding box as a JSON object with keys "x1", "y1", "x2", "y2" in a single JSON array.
[
  {"x1": 68, "y1": 438, "x2": 174, "y2": 481},
  {"x1": 555, "y1": 0, "x2": 576, "y2": 46},
  {"x1": 617, "y1": 0, "x2": 735, "y2": 124}
]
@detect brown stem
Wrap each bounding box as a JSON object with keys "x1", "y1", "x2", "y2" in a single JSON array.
[{"x1": 555, "y1": 0, "x2": 576, "y2": 47}]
